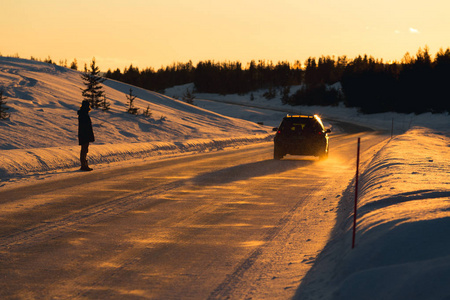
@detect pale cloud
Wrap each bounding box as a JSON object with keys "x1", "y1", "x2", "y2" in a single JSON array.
[
  {"x1": 409, "y1": 27, "x2": 420, "y2": 34},
  {"x1": 394, "y1": 30, "x2": 401, "y2": 34}
]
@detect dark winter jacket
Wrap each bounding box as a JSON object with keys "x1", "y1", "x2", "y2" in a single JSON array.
[{"x1": 78, "y1": 104, "x2": 95, "y2": 145}]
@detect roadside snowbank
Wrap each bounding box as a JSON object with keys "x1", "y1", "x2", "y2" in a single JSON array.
[
  {"x1": 296, "y1": 127, "x2": 450, "y2": 300},
  {"x1": 0, "y1": 134, "x2": 272, "y2": 179}
]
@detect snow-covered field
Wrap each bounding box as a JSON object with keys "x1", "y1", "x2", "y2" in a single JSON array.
[
  {"x1": 0, "y1": 57, "x2": 272, "y2": 185},
  {"x1": 1, "y1": 57, "x2": 450, "y2": 299}
]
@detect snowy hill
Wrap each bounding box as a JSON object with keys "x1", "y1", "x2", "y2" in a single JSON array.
[{"x1": 0, "y1": 57, "x2": 271, "y2": 182}]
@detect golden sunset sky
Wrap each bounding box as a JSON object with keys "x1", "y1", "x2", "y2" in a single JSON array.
[{"x1": 2, "y1": 0, "x2": 450, "y2": 71}]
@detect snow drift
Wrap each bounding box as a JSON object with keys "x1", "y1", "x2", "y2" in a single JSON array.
[{"x1": 296, "y1": 127, "x2": 450, "y2": 300}]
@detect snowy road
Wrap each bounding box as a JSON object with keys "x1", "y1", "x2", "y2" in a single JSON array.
[{"x1": 0, "y1": 131, "x2": 388, "y2": 299}]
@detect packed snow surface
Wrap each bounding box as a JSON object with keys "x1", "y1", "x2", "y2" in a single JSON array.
[{"x1": 1, "y1": 57, "x2": 450, "y2": 299}]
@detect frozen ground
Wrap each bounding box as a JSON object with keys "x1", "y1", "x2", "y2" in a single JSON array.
[{"x1": 1, "y1": 57, "x2": 450, "y2": 299}]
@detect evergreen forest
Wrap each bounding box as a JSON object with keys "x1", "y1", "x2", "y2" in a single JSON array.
[{"x1": 102, "y1": 47, "x2": 448, "y2": 114}]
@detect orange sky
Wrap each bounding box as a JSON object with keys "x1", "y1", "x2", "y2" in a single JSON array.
[{"x1": 2, "y1": 0, "x2": 450, "y2": 71}]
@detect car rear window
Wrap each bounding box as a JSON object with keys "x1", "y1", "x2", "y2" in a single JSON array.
[{"x1": 279, "y1": 118, "x2": 322, "y2": 134}]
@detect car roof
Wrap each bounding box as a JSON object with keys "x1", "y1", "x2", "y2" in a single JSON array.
[
  {"x1": 284, "y1": 115, "x2": 314, "y2": 119},
  {"x1": 282, "y1": 114, "x2": 325, "y2": 128}
]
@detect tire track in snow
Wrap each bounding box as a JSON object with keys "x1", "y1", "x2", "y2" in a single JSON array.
[
  {"x1": 208, "y1": 187, "x2": 317, "y2": 299},
  {"x1": 0, "y1": 180, "x2": 184, "y2": 252}
]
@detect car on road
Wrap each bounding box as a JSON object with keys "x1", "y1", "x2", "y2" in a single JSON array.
[{"x1": 273, "y1": 114, "x2": 331, "y2": 160}]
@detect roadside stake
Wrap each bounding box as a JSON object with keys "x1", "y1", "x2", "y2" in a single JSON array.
[
  {"x1": 352, "y1": 137, "x2": 361, "y2": 249},
  {"x1": 391, "y1": 118, "x2": 394, "y2": 139}
]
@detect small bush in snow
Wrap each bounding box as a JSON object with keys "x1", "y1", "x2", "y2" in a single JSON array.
[
  {"x1": 143, "y1": 105, "x2": 152, "y2": 118},
  {"x1": 281, "y1": 86, "x2": 290, "y2": 104},
  {"x1": 101, "y1": 95, "x2": 111, "y2": 111},
  {"x1": 0, "y1": 89, "x2": 10, "y2": 120},
  {"x1": 182, "y1": 88, "x2": 195, "y2": 105},
  {"x1": 126, "y1": 88, "x2": 139, "y2": 115},
  {"x1": 70, "y1": 58, "x2": 78, "y2": 70},
  {"x1": 263, "y1": 87, "x2": 276, "y2": 100}
]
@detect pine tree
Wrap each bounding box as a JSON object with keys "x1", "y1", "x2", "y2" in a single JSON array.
[
  {"x1": 281, "y1": 86, "x2": 290, "y2": 104},
  {"x1": 70, "y1": 58, "x2": 78, "y2": 70},
  {"x1": 126, "y1": 88, "x2": 138, "y2": 115},
  {"x1": 81, "y1": 58, "x2": 106, "y2": 109},
  {"x1": 143, "y1": 105, "x2": 152, "y2": 118},
  {"x1": 263, "y1": 86, "x2": 276, "y2": 100},
  {"x1": 101, "y1": 94, "x2": 111, "y2": 111},
  {"x1": 0, "y1": 89, "x2": 10, "y2": 120},
  {"x1": 182, "y1": 88, "x2": 195, "y2": 105}
]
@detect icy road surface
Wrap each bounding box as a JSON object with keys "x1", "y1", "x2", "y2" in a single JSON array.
[{"x1": 0, "y1": 131, "x2": 387, "y2": 299}]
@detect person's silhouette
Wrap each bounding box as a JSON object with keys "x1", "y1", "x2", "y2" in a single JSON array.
[{"x1": 77, "y1": 100, "x2": 95, "y2": 171}]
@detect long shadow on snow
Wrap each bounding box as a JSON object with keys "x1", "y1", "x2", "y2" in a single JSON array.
[
  {"x1": 293, "y1": 171, "x2": 358, "y2": 299},
  {"x1": 358, "y1": 190, "x2": 450, "y2": 219},
  {"x1": 296, "y1": 215, "x2": 450, "y2": 299},
  {"x1": 191, "y1": 158, "x2": 314, "y2": 186},
  {"x1": 293, "y1": 173, "x2": 450, "y2": 299}
]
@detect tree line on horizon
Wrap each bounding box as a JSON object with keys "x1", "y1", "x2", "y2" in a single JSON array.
[
  {"x1": 104, "y1": 47, "x2": 450, "y2": 114},
  {"x1": 105, "y1": 60, "x2": 303, "y2": 95}
]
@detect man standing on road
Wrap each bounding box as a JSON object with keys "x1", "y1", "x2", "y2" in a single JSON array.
[{"x1": 78, "y1": 100, "x2": 95, "y2": 171}]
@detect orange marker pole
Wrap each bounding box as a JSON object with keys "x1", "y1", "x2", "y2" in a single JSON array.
[{"x1": 352, "y1": 137, "x2": 360, "y2": 249}]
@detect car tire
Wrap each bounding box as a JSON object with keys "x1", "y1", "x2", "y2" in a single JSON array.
[
  {"x1": 274, "y1": 145, "x2": 284, "y2": 160},
  {"x1": 319, "y1": 148, "x2": 328, "y2": 160}
]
